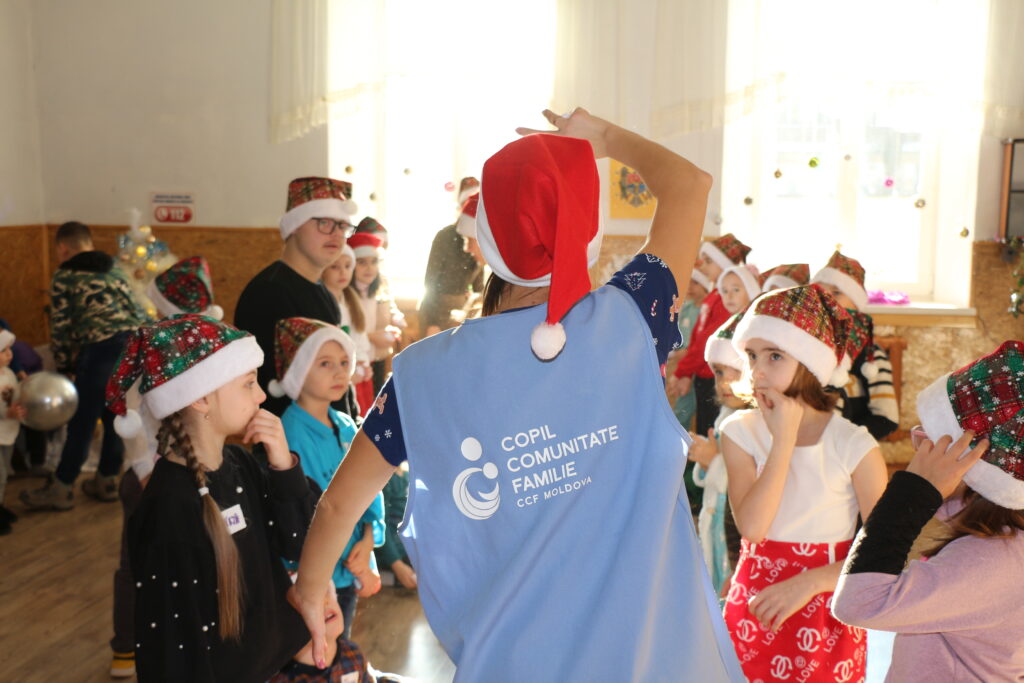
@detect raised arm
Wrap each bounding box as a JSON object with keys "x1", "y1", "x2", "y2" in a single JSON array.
[{"x1": 518, "y1": 109, "x2": 712, "y2": 293}]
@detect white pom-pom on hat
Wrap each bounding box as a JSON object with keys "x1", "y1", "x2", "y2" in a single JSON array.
[
  {"x1": 531, "y1": 322, "x2": 566, "y2": 361},
  {"x1": 341, "y1": 198, "x2": 358, "y2": 216},
  {"x1": 829, "y1": 366, "x2": 850, "y2": 388},
  {"x1": 206, "y1": 305, "x2": 224, "y2": 321},
  {"x1": 114, "y1": 409, "x2": 144, "y2": 438},
  {"x1": 268, "y1": 379, "x2": 287, "y2": 398}
]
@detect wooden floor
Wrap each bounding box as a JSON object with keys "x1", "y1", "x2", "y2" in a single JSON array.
[{"x1": 0, "y1": 476, "x2": 455, "y2": 683}]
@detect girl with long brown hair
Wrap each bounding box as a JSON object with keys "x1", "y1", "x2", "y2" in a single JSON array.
[
  {"x1": 833, "y1": 340, "x2": 1024, "y2": 680},
  {"x1": 106, "y1": 315, "x2": 319, "y2": 682}
]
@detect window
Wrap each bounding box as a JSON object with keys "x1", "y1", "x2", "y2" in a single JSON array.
[{"x1": 720, "y1": 0, "x2": 989, "y2": 305}]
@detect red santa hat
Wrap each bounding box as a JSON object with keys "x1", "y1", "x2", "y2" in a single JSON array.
[
  {"x1": 475, "y1": 134, "x2": 602, "y2": 360},
  {"x1": 690, "y1": 269, "x2": 713, "y2": 293},
  {"x1": 761, "y1": 263, "x2": 810, "y2": 292},
  {"x1": 812, "y1": 251, "x2": 868, "y2": 310},
  {"x1": 146, "y1": 256, "x2": 223, "y2": 320},
  {"x1": 269, "y1": 317, "x2": 357, "y2": 400},
  {"x1": 455, "y1": 194, "x2": 479, "y2": 239},
  {"x1": 347, "y1": 232, "x2": 385, "y2": 260},
  {"x1": 699, "y1": 233, "x2": 751, "y2": 271},
  {"x1": 279, "y1": 177, "x2": 358, "y2": 241},
  {"x1": 716, "y1": 264, "x2": 762, "y2": 302}
]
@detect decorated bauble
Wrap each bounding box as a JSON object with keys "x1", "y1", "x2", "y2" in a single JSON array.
[
  {"x1": 808, "y1": 157, "x2": 819, "y2": 168},
  {"x1": 134, "y1": 268, "x2": 145, "y2": 279},
  {"x1": 145, "y1": 260, "x2": 158, "y2": 272},
  {"x1": 773, "y1": 169, "x2": 783, "y2": 179},
  {"x1": 139, "y1": 225, "x2": 152, "y2": 235},
  {"x1": 445, "y1": 181, "x2": 455, "y2": 192},
  {"x1": 119, "y1": 253, "x2": 131, "y2": 262},
  {"x1": 135, "y1": 245, "x2": 147, "y2": 257},
  {"x1": 18, "y1": 372, "x2": 79, "y2": 431}
]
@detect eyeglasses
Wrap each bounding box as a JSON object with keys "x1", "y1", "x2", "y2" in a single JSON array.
[
  {"x1": 313, "y1": 217, "x2": 354, "y2": 237},
  {"x1": 910, "y1": 425, "x2": 930, "y2": 449}
]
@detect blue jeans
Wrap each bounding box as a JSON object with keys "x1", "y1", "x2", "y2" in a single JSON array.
[{"x1": 55, "y1": 332, "x2": 130, "y2": 485}]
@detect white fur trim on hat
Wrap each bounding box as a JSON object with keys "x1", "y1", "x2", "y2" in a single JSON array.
[
  {"x1": 733, "y1": 313, "x2": 840, "y2": 386},
  {"x1": 475, "y1": 194, "x2": 603, "y2": 288},
  {"x1": 143, "y1": 336, "x2": 265, "y2": 420},
  {"x1": 812, "y1": 267, "x2": 868, "y2": 310},
  {"x1": 0, "y1": 329, "x2": 14, "y2": 352},
  {"x1": 455, "y1": 211, "x2": 477, "y2": 239},
  {"x1": 705, "y1": 337, "x2": 743, "y2": 371},
  {"x1": 691, "y1": 269, "x2": 713, "y2": 292},
  {"x1": 964, "y1": 458, "x2": 1024, "y2": 510},
  {"x1": 762, "y1": 274, "x2": 799, "y2": 292},
  {"x1": 700, "y1": 241, "x2": 734, "y2": 272},
  {"x1": 352, "y1": 245, "x2": 384, "y2": 260},
  {"x1": 279, "y1": 198, "x2": 358, "y2": 241},
  {"x1": 458, "y1": 186, "x2": 480, "y2": 205},
  {"x1": 916, "y1": 373, "x2": 963, "y2": 443},
  {"x1": 277, "y1": 325, "x2": 357, "y2": 401},
  {"x1": 341, "y1": 244, "x2": 355, "y2": 263},
  {"x1": 717, "y1": 265, "x2": 761, "y2": 301}
]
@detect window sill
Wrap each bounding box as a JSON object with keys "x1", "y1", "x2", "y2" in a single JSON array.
[{"x1": 864, "y1": 302, "x2": 977, "y2": 328}]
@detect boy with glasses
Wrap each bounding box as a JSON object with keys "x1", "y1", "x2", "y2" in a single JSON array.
[{"x1": 235, "y1": 177, "x2": 362, "y2": 416}]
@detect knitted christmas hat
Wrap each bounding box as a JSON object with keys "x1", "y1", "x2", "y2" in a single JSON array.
[
  {"x1": 476, "y1": 134, "x2": 602, "y2": 361},
  {"x1": 106, "y1": 315, "x2": 264, "y2": 438},
  {"x1": 0, "y1": 329, "x2": 14, "y2": 352},
  {"x1": 845, "y1": 310, "x2": 880, "y2": 381},
  {"x1": 917, "y1": 341, "x2": 1024, "y2": 509},
  {"x1": 348, "y1": 232, "x2": 385, "y2": 260},
  {"x1": 705, "y1": 312, "x2": 745, "y2": 371},
  {"x1": 716, "y1": 264, "x2": 762, "y2": 302},
  {"x1": 457, "y1": 179, "x2": 480, "y2": 205},
  {"x1": 761, "y1": 263, "x2": 810, "y2": 292},
  {"x1": 269, "y1": 317, "x2": 357, "y2": 400},
  {"x1": 733, "y1": 284, "x2": 853, "y2": 387},
  {"x1": 356, "y1": 216, "x2": 386, "y2": 236},
  {"x1": 146, "y1": 256, "x2": 223, "y2": 320},
  {"x1": 691, "y1": 269, "x2": 713, "y2": 293},
  {"x1": 455, "y1": 194, "x2": 479, "y2": 239},
  {"x1": 280, "y1": 177, "x2": 358, "y2": 241},
  {"x1": 812, "y1": 251, "x2": 868, "y2": 310},
  {"x1": 699, "y1": 233, "x2": 751, "y2": 271}
]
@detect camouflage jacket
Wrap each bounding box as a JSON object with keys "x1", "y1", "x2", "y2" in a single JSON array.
[{"x1": 49, "y1": 250, "x2": 148, "y2": 372}]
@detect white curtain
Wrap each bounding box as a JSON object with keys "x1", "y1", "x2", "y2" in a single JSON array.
[
  {"x1": 983, "y1": 0, "x2": 1024, "y2": 137},
  {"x1": 269, "y1": 0, "x2": 329, "y2": 144}
]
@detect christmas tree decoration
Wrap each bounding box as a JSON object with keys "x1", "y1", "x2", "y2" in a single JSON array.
[
  {"x1": 884, "y1": 178, "x2": 895, "y2": 188},
  {"x1": 808, "y1": 157, "x2": 820, "y2": 168},
  {"x1": 774, "y1": 169, "x2": 783, "y2": 179},
  {"x1": 915, "y1": 198, "x2": 927, "y2": 208},
  {"x1": 116, "y1": 208, "x2": 178, "y2": 317},
  {"x1": 1002, "y1": 237, "x2": 1024, "y2": 318}
]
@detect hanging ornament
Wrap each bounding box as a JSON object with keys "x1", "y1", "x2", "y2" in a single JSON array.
[
  {"x1": 139, "y1": 225, "x2": 152, "y2": 235},
  {"x1": 145, "y1": 260, "x2": 158, "y2": 272},
  {"x1": 345, "y1": 165, "x2": 353, "y2": 174},
  {"x1": 773, "y1": 169, "x2": 783, "y2": 179},
  {"x1": 145, "y1": 306, "x2": 157, "y2": 318},
  {"x1": 915, "y1": 198, "x2": 927, "y2": 209},
  {"x1": 743, "y1": 196, "x2": 754, "y2": 206},
  {"x1": 808, "y1": 157, "x2": 820, "y2": 168},
  {"x1": 119, "y1": 253, "x2": 131, "y2": 262},
  {"x1": 444, "y1": 181, "x2": 455, "y2": 192},
  {"x1": 134, "y1": 268, "x2": 146, "y2": 280},
  {"x1": 403, "y1": 168, "x2": 412, "y2": 175},
  {"x1": 843, "y1": 154, "x2": 852, "y2": 161},
  {"x1": 960, "y1": 227, "x2": 970, "y2": 238},
  {"x1": 135, "y1": 245, "x2": 147, "y2": 257},
  {"x1": 147, "y1": 235, "x2": 156, "y2": 243},
  {"x1": 369, "y1": 192, "x2": 377, "y2": 201},
  {"x1": 884, "y1": 178, "x2": 895, "y2": 188}
]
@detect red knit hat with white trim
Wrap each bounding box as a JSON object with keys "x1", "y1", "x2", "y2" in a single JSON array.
[
  {"x1": 705, "y1": 312, "x2": 745, "y2": 371},
  {"x1": 347, "y1": 232, "x2": 385, "y2": 260},
  {"x1": 761, "y1": 263, "x2": 810, "y2": 292},
  {"x1": 812, "y1": 251, "x2": 868, "y2": 310},
  {"x1": 269, "y1": 317, "x2": 357, "y2": 400},
  {"x1": 716, "y1": 264, "x2": 762, "y2": 302},
  {"x1": 455, "y1": 194, "x2": 479, "y2": 239},
  {"x1": 280, "y1": 177, "x2": 358, "y2": 240},
  {"x1": 475, "y1": 134, "x2": 602, "y2": 360},
  {"x1": 699, "y1": 233, "x2": 751, "y2": 271},
  {"x1": 105, "y1": 315, "x2": 264, "y2": 437},
  {"x1": 917, "y1": 340, "x2": 1024, "y2": 509},
  {"x1": 146, "y1": 256, "x2": 223, "y2": 320},
  {"x1": 732, "y1": 284, "x2": 854, "y2": 387}
]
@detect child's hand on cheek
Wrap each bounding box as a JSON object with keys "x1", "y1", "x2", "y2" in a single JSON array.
[
  {"x1": 243, "y1": 409, "x2": 294, "y2": 469},
  {"x1": 758, "y1": 388, "x2": 802, "y2": 444}
]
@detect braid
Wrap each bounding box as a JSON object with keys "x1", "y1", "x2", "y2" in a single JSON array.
[{"x1": 158, "y1": 411, "x2": 245, "y2": 640}]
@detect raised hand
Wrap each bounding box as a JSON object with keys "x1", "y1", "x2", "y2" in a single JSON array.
[
  {"x1": 515, "y1": 108, "x2": 611, "y2": 158},
  {"x1": 907, "y1": 430, "x2": 988, "y2": 499},
  {"x1": 243, "y1": 409, "x2": 292, "y2": 469}
]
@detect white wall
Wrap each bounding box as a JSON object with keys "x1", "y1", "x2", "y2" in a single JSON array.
[
  {"x1": 0, "y1": 0, "x2": 45, "y2": 226},
  {"x1": 31, "y1": 0, "x2": 327, "y2": 228}
]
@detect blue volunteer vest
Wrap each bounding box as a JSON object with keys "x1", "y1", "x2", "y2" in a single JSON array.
[{"x1": 392, "y1": 285, "x2": 743, "y2": 682}]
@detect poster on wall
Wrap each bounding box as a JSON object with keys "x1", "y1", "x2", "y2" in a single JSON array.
[
  {"x1": 151, "y1": 192, "x2": 196, "y2": 225},
  {"x1": 609, "y1": 161, "x2": 656, "y2": 219}
]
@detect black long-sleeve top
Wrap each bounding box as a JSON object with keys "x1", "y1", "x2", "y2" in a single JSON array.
[{"x1": 128, "y1": 445, "x2": 316, "y2": 683}]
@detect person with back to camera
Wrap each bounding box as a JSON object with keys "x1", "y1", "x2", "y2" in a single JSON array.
[{"x1": 290, "y1": 107, "x2": 744, "y2": 681}]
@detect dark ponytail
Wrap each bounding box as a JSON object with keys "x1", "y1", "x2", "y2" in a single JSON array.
[{"x1": 157, "y1": 411, "x2": 244, "y2": 640}]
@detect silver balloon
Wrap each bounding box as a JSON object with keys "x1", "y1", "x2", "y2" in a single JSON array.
[{"x1": 19, "y1": 371, "x2": 79, "y2": 431}]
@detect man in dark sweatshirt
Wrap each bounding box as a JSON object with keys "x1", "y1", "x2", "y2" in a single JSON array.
[{"x1": 22, "y1": 221, "x2": 148, "y2": 510}]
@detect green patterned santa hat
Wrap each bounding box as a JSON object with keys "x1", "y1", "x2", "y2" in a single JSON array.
[
  {"x1": 106, "y1": 315, "x2": 264, "y2": 438},
  {"x1": 280, "y1": 176, "x2": 358, "y2": 240},
  {"x1": 699, "y1": 233, "x2": 751, "y2": 271},
  {"x1": 811, "y1": 251, "x2": 868, "y2": 310},
  {"x1": 269, "y1": 317, "x2": 357, "y2": 400},
  {"x1": 917, "y1": 340, "x2": 1024, "y2": 509},
  {"x1": 704, "y1": 311, "x2": 745, "y2": 371},
  {"x1": 146, "y1": 256, "x2": 223, "y2": 320},
  {"x1": 732, "y1": 284, "x2": 854, "y2": 387}
]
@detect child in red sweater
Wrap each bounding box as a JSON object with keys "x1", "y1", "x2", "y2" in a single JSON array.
[{"x1": 668, "y1": 233, "x2": 751, "y2": 434}]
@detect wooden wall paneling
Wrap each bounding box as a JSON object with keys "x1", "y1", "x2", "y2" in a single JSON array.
[{"x1": 0, "y1": 225, "x2": 49, "y2": 346}]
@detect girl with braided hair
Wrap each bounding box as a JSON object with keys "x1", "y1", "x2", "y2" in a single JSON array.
[{"x1": 106, "y1": 315, "x2": 321, "y2": 682}]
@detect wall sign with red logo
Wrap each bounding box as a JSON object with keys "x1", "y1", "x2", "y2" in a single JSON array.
[{"x1": 151, "y1": 192, "x2": 196, "y2": 225}]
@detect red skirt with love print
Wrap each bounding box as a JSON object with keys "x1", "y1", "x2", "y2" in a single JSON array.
[{"x1": 723, "y1": 538, "x2": 866, "y2": 683}]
